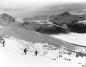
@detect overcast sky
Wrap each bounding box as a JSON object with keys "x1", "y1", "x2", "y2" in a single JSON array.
[
  {"x1": 0, "y1": 0, "x2": 86, "y2": 19},
  {"x1": 0, "y1": 0, "x2": 86, "y2": 9}
]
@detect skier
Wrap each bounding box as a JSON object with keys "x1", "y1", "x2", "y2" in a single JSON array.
[
  {"x1": 2, "y1": 39, "x2": 5, "y2": 47},
  {"x1": 35, "y1": 50, "x2": 38, "y2": 56},
  {"x1": 0, "y1": 36, "x2": 5, "y2": 47},
  {"x1": 24, "y1": 48, "x2": 28, "y2": 55}
]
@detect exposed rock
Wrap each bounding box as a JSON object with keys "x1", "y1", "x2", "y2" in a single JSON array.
[
  {"x1": 49, "y1": 12, "x2": 86, "y2": 25},
  {"x1": 0, "y1": 13, "x2": 15, "y2": 25},
  {"x1": 35, "y1": 24, "x2": 68, "y2": 34},
  {"x1": 67, "y1": 23, "x2": 86, "y2": 33},
  {"x1": 76, "y1": 52, "x2": 86, "y2": 57},
  {"x1": 60, "y1": 12, "x2": 70, "y2": 16},
  {"x1": 21, "y1": 12, "x2": 86, "y2": 34}
]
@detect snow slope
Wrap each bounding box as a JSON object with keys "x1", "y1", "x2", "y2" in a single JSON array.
[
  {"x1": 0, "y1": 36, "x2": 86, "y2": 67},
  {"x1": 50, "y1": 33, "x2": 86, "y2": 46},
  {"x1": 0, "y1": 26, "x2": 80, "y2": 51}
]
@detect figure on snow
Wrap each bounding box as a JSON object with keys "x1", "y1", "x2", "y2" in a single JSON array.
[
  {"x1": 35, "y1": 50, "x2": 38, "y2": 56},
  {"x1": 0, "y1": 36, "x2": 5, "y2": 47},
  {"x1": 24, "y1": 48, "x2": 28, "y2": 55}
]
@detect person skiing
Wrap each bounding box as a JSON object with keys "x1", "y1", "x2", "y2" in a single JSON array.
[
  {"x1": 24, "y1": 48, "x2": 28, "y2": 55},
  {"x1": 35, "y1": 50, "x2": 38, "y2": 56},
  {"x1": 2, "y1": 39, "x2": 5, "y2": 47},
  {"x1": 0, "y1": 36, "x2": 5, "y2": 47}
]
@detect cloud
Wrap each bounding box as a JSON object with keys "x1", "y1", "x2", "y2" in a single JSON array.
[
  {"x1": 0, "y1": 0, "x2": 86, "y2": 9},
  {"x1": 0, "y1": 0, "x2": 86, "y2": 18}
]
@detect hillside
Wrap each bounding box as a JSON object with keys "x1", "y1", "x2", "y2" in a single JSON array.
[
  {"x1": 49, "y1": 12, "x2": 86, "y2": 25},
  {"x1": 0, "y1": 13, "x2": 15, "y2": 25},
  {"x1": 0, "y1": 13, "x2": 86, "y2": 67},
  {"x1": 1, "y1": 12, "x2": 86, "y2": 34},
  {"x1": 0, "y1": 35, "x2": 86, "y2": 67},
  {"x1": 21, "y1": 12, "x2": 86, "y2": 34},
  {"x1": 0, "y1": 26, "x2": 78, "y2": 51}
]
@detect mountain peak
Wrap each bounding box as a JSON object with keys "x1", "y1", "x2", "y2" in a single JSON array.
[
  {"x1": 60, "y1": 12, "x2": 70, "y2": 16},
  {"x1": 1, "y1": 13, "x2": 13, "y2": 19},
  {"x1": 0, "y1": 13, "x2": 15, "y2": 25},
  {"x1": 2, "y1": 13, "x2": 9, "y2": 16}
]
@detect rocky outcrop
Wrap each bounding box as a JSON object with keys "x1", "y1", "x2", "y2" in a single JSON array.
[
  {"x1": 21, "y1": 12, "x2": 86, "y2": 34},
  {"x1": 0, "y1": 13, "x2": 15, "y2": 25},
  {"x1": 67, "y1": 22, "x2": 86, "y2": 33},
  {"x1": 35, "y1": 24, "x2": 68, "y2": 34},
  {"x1": 49, "y1": 12, "x2": 86, "y2": 25}
]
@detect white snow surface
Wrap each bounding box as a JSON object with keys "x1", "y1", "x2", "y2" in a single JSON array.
[
  {"x1": 50, "y1": 33, "x2": 86, "y2": 46},
  {"x1": 0, "y1": 36, "x2": 86, "y2": 67}
]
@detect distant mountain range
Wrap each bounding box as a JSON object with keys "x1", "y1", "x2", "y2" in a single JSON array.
[
  {"x1": 1, "y1": 12, "x2": 86, "y2": 34},
  {"x1": 49, "y1": 12, "x2": 86, "y2": 25},
  {"x1": 26, "y1": 12, "x2": 86, "y2": 34}
]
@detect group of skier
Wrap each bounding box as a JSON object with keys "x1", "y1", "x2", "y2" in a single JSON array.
[
  {"x1": 24, "y1": 48, "x2": 38, "y2": 56},
  {"x1": 0, "y1": 36, "x2": 38, "y2": 56}
]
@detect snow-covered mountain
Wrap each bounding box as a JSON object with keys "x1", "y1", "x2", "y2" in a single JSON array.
[
  {"x1": 1, "y1": 3, "x2": 86, "y2": 67},
  {"x1": 0, "y1": 12, "x2": 86, "y2": 67}
]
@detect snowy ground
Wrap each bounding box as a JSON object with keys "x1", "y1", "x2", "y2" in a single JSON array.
[
  {"x1": 0, "y1": 50, "x2": 81, "y2": 67},
  {"x1": 50, "y1": 33, "x2": 86, "y2": 46},
  {"x1": 0, "y1": 36, "x2": 86, "y2": 67},
  {"x1": 0, "y1": 26, "x2": 86, "y2": 67}
]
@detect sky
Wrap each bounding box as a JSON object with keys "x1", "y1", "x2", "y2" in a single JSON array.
[
  {"x1": 0, "y1": 0, "x2": 86, "y2": 19},
  {"x1": 0, "y1": 0, "x2": 86, "y2": 9}
]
